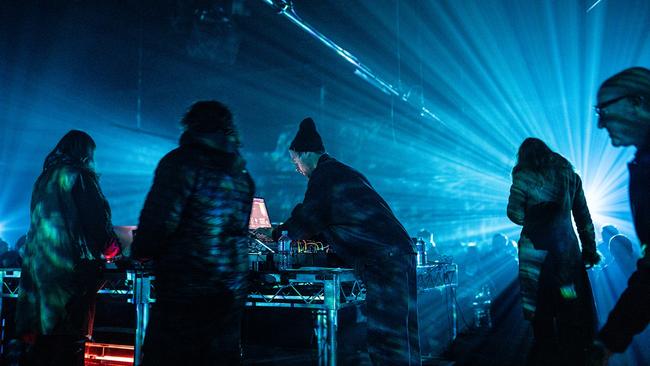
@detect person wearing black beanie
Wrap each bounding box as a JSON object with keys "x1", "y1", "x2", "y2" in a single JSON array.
[
  {"x1": 289, "y1": 117, "x2": 325, "y2": 153},
  {"x1": 287, "y1": 118, "x2": 326, "y2": 178},
  {"x1": 275, "y1": 117, "x2": 421, "y2": 366}
]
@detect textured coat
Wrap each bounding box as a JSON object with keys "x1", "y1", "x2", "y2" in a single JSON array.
[
  {"x1": 278, "y1": 154, "x2": 415, "y2": 264},
  {"x1": 507, "y1": 162, "x2": 596, "y2": 319},
  {"x1": 132, "y1": 130, "x2": 254, "y2": 301},
  {"x1": 131, "y1": 129, "x2": 254, "y2": 365},
  {"x1": 16, "y1": 156, "x2": 113, "y2": 337},
  {"x1": 507, "y1": 159, "x2": 598, "y2": 364},
  {"x1": 278, "y1": 154, "x2": 420, "y2": 366}
]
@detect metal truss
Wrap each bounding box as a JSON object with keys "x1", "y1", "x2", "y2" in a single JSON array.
[
  {"x1": 417, "y1": 263, "x2": 458, "y2": 292},
  {"x1": 247, "y1": 279, "x2": 365, "y2": 308}
]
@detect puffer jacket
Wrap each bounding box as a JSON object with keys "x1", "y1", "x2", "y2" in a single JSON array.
[{"x1": 131, "y1": 129, "x2": 254, "y2": 302}]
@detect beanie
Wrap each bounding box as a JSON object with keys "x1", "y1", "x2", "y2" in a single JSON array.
[{"x1": 289, "y1": 117, "x2": 325, "y2": 153}]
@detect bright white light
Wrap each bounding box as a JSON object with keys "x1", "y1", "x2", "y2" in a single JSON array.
[
  {"x1": 583, "y1": 186, "x2": 607, "y2": 225},
  {"x1": 586, "y1": 0, "x2": 604, "y2": 13}
]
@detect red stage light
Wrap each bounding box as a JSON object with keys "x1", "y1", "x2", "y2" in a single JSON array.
[{"x1": 84, "y1": 342, "x2": 134, "y2": 366}]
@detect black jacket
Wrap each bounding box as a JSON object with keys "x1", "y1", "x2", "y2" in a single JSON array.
[
  {"x1": 17, "y1": 155, "x2": 114, "y2": 336},
  {"x1": 132, "y1": 129, "x2": 255, "y2": 301},
  {"x1": 599, "y1": 138, "x2": 650, "y2": 352},
  {"x1": 277, "y1": 154, "x2": 415, "y2": 266},
  {"x1": 507, "y1": 160, "x2": 597, "y2": 320}
]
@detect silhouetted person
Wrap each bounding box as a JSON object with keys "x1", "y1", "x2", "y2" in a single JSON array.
[
  {"x1": 597, "y1": 235, "x2": 637, "y2": 326},
  {"x1": 273, "y1": 118, "x2": 420, "y2": 366},
  {"x1": 591, "y1": 226, "x2": 620, "y2": 327},
  {"x1": 609, "y1": 235, "x2": 637, "y2": 279},
  {"x1": 0, "y1": 237, "x2": 8, "y2": 256},
  {"x1": 590, "y1": 67, "x2": 650, "y2": 365},
  {"x1": 507, "y1": 137, "x2": 600, "y2": 366},
  {"x1": 461, "y1": 243, "x2": 487, "y2": 290},
  {"x1": 131, "y1": 101, "x2": 254, "y2": 366},
  {"x1": 598, "y1": 234, "x2": 644, "y2": 366},
  {"x1": 490, "y1": 233, "x2": 518, "y2": 262},
  {"x1": 0, "y1": 234, "x2": 26, "y2": 268},
  {"x1": 490, "y1": 233, "x2": 507, "y2": 251},
  {"x1": 598, "y1": 225, "x2": 620, "y2": 269},
  {"x1": 16, "y1": 130, "x2": 117, "y2": 366},
  {"x1": 487, "y1": 233, "x2": 518, "y2": 298},
  {"x1": 0, "y1": 234, "x2": 27, "y2": 366}
]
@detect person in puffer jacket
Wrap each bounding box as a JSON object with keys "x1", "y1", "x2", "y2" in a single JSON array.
[{"x1": 132, "y1": 101, "x2": 255, "y2": 366}]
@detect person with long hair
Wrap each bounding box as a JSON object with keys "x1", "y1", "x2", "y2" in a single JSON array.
[
  {"x1": 16, "y1": 130, "x2": 117, "y2": 366},
  {"x1": 507, "y1": 137, "x2": 600, "y2": 365}
]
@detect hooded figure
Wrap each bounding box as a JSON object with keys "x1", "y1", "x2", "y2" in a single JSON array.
[
  {"x1": 16, "y1": 130, "x2": 116, "y2": 366},
  {"x1": 275, "y1": 117, "x2": 421, "y2": 366},
  {"x1": 507, "y1": 137, "x2": 599, "y2": 366},
  {"x1": 131, "y1": 101, "x2": 254, "y2": 366}
]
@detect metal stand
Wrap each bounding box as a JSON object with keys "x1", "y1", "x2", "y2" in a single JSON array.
[
  {"x1": 315, "y1": 310, "x2": 327, "y2": 366},
  {"x1": 321, "y1": 272, "x2": 340, "y2": 366},
  {"x1": 0, "y1": 270, "x2": 6, "y2": 356},
  {"x1": 130, "y1": 270, "x2": 152, "y2": 366},
  {"x1": 247, "y1": 268, "x2": 363, "y2": 366},
  {"x1": 450, "y1": 286, "x2": 458, "y2": 340},
  {"x1": 0, "y1": 268, "x2": 155, "y2": 364},
  {"x1": 1, "y1": 264, "x2": 460, "y2": 364},
  {"x1": 417, "y1": 263, "x2": 459, "y2": 342}
]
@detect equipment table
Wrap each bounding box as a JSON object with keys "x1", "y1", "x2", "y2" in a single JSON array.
[
  {"x1": 0, "y1": 267, "x2": 363, "y2": 366},
  {"x1": 2, "y1": 264, "x2": 457, "y2": 366}
]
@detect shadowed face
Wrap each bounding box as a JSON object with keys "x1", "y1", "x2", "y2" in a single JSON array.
[
  {"x1": 290, "y1": 150, "x2": 314, "y2": 178},
  {"x1": 596, "y1": 87, "x2": 650, "y2": 147}
]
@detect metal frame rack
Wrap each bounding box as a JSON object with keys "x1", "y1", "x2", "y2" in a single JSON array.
[{"x1": 2, "y1": 263, "x2": 457, "y2": 366}]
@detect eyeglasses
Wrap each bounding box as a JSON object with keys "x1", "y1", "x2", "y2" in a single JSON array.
[{"x1": 594, "y1": 94, "x2": 638, "y2": 116}]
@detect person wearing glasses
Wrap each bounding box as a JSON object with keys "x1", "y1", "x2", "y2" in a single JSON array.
[{"x1": 589, "y1": 67, "x2": 650, "y2": 365}]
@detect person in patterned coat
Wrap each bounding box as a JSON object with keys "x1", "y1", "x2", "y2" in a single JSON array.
[
  {"x1": 16, "y1": 130, "x2": 117, "y2": 366},
  {"x1": 131, "y1": 101, "x2": 255, "y2": 366},
  {"x1": 507, "y1": 137, "x2": 600, "y2": 366}
]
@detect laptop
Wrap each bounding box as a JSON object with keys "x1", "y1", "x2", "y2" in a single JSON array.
[
  {"x1": 248, "y1": 198, "x2": 276, "y2": 253},
  {"x1": 249, "y1": 197, "x2": 272, "y2": 230},
  {"x1": 113, "y1": 225, "x2": 137, "y2": 257}
]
